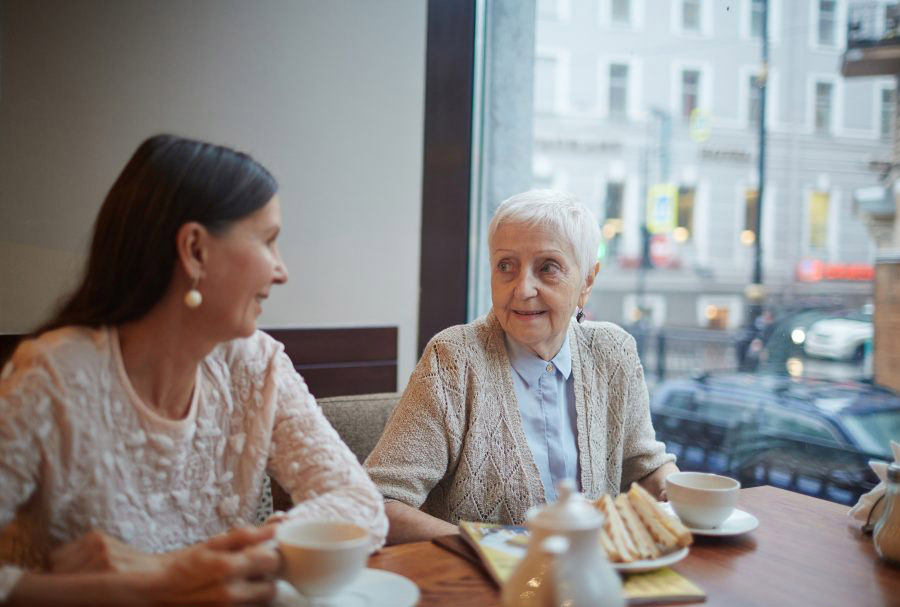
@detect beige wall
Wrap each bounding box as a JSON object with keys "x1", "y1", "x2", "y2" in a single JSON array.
[{"x1": 0, "y1": 0, "x2": 426, "y2": 386}]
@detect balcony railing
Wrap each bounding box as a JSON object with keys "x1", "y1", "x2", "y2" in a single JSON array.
[{"x1": 848, "y1": 2, "x2": 900, "y2": 48}]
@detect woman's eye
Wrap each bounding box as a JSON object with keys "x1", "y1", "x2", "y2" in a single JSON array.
[
  {"x1": 540, "y1": 262, "x2": 560, "y2": 273},
  {"x1": 497, "y1": 261, "x2": 511, "y2": 272}
]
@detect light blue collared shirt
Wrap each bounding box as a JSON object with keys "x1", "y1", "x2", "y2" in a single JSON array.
[{"x1": 505, "y1": 333, "x2": 581, "y2": 502}]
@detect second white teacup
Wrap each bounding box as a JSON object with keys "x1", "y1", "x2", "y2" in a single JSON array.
[
  {"x1": 277, "y1": 520, "x2": 372, "y2": 598},
  {"x1": 665, "y1": 472, "x2": 740, "y2": 529}
]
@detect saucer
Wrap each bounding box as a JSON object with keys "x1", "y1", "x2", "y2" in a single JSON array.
[
  {"x1": 274, "y1": 568, "x2": 420, "y2": 607},
  {"x1": 612, "y1": 546, "x2": 689, "y2": 573},
  {"x1": 662, "y1": 503, "x2": 759, "y2": 536}
]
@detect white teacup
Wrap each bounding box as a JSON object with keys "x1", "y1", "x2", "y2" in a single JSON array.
[
  {"x1": 277, "y1": 520, "x2": 372, "y2": 598},
  {"x1": 665, "y1": 472, "x2": 740, "y2": 529}
]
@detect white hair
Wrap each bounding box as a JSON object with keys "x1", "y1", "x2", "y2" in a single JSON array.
[{"x1": 488, "y1": 189, "x2": 601, "y2": 279}]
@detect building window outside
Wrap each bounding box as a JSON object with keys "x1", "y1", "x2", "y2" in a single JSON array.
[
  {"x1": 609, "y1": 63, "x2": 629, "y2": 116},
  {"x1": 881, "y1": 87, "x2": 894, "y2": 140},
  {"x1": 611, "y1": 0, "x2": 631, "y2": 24},
  {"x1": 603, "y1": 181, "x2": 625, "y2": 257},
  {"x1": 808, "y1": 190, "x2": 829, "y2": 251},
  {"x1": 681, "y1": 69, "x2": 700, "y2": 121},
  {"x1": 682, "y1": 0, "x2": 702, "y2": 32},
  {"x1": 750, "y1": 0, "x2": 765, "y2": 37},
  {"x1": 743, "y1": 188, "x2": 759, "y2": 246},
  {"x1": 534, "y1": 56, "x2": 558, "y2": 114},
  {"x1": 814, "y1": 81, "x2": 833, "y2": 133},
  {"x1": 817, "y1": 0, "x2": 836, "y2": 46},
  {"x1": 677, "y1": 185, "x2": 695, "y2": 240},
  {"x1": 748, "y1": 74, "x2": 761, "y2": 127}
]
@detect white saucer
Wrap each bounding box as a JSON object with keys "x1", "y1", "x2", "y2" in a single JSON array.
[
  {"x1": 274, "y1": 568, "x2": 420, "y2": 607},
  {"x1": 662, "y1": 503, "x2": 759, "y2": 536},
  {"x1": 612, "y1": 546, "x2": 689, "y2": 573}
]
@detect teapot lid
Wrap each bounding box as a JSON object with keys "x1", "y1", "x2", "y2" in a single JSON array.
[{"x1": 529, "y1": 479, "x2": 604, "y2": 530}]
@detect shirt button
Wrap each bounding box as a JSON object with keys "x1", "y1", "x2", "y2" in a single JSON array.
[{"x1": 546, "y1": 363, "x2": 554, "y2": 373}]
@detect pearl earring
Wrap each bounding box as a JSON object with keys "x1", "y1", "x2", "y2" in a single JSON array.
[{"x1": 184, "y1": 277, "x2": 202, "y2": 308}]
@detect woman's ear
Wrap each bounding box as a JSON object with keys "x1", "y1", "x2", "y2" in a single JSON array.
[
  {"x1": 176, "y1": 222, "x2": 210, "y2": 280},
  {"x1": 577, "y1": 261, "x2": 601, "y2": 309}
]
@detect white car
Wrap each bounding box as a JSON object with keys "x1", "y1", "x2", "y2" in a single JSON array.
[{"x1": 804, "y1": 317, "x2": 873, "y2": 361}]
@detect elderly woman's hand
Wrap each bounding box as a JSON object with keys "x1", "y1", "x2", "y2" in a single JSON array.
[{"x1": 637, "y1": 462, "x2": 680, "y2": 501}]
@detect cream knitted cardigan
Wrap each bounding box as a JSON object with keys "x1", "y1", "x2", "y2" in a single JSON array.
[{"x1": 364, "y1": 312, "x2": 674, "y2": 525}]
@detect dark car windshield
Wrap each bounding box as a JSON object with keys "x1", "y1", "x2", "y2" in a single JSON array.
[{"x1": 839, "y1": 410, "x2": 900, "y2": 458}]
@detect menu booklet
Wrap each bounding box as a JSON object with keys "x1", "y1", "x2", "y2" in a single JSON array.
[{"x1": 450, "y1": 521, "x2": 705, "y2": 605}]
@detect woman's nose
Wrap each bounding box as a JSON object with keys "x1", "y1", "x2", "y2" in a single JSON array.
[
  {"x1": 273, "y1": 249, "x2": 289, "y2": 284},
  {"x1": 514, "y1": 269, "x2": 537, "y2": 298}
]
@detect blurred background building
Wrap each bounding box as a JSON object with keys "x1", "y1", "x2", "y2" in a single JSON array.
[
  {"x1": 843, "y1": 0, "x2": 900, "y2": 391},
  {"x1": 530, "y1": 0, "x2": 888, "y2": 330}
]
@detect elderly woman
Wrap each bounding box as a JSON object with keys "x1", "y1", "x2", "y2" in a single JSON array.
[
  {"x1": 0, "y1": 135, "x2": 387, "y2": 605},
  {"x1": 365, "y1": 190, "x2": 678, "y2": 543}
]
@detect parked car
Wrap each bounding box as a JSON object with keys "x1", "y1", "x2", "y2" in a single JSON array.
[
  {"x1": 650, "y1": 372, "x2": 899, "y2": 504},
  {"x1": 804, "y1": 310, "x2": 873, "y2": 362}
]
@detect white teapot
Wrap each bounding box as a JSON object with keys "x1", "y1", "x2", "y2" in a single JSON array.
[{"x1": 501, "y1": 480, "x2": 625, "y2": 607}]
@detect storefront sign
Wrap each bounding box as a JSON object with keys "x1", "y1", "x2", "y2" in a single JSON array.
[{"x1": 796, "y1": 259, "x2": 874, "y2": 282}]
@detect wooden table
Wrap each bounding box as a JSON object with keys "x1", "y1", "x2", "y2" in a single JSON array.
[{"x1": 368, "y1": 486, "x2": 900, "y2": 607}]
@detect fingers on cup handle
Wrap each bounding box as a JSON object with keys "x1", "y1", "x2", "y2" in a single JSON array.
[{"x1": 207, "y1": 525, "x2": 276, "y2": 552}]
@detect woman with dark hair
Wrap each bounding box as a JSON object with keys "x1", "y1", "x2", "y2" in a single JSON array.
[{"x1": 0, "y1": 135, "x2": 387, "y2": 605}]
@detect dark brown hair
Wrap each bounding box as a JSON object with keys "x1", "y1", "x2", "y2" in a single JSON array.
[{"x1": 39, "y1": 134, "x2": 277, "y2": 333}]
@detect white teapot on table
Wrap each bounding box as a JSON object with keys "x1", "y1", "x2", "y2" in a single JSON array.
[{"x1": 501, "y1": 479, "x2": 625, "y2": 607}]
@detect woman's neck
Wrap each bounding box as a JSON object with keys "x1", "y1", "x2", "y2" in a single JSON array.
[{"x1": 117, "y1": 298, "x2": 216, "y2": 420}]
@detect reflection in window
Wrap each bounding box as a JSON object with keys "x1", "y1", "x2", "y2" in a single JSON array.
[
  {"x1": 750, "y1": 0, "x2": 765, "y2": 37},
  {"x1": 881, "y1": 88, "x2": 894, "y2": 140},
  {"x1": 808, "y1": 190, "x2": 829, "y2": 251},
  {"x1": 611, "y1": 0, "x2": 631, "y2": 24},
  {"x1": 534, "y1": 56, "x2": 558, "y2": 114},
  {"x1": 815, "y1": 81, "x2": 833, "y2": 133},
  {"x1": 763, "y1": 410, "x2": 839, "y2": 444},
  {"x1": 609, "y1": 63, "x2": 629, "y2": 116},
  {"x1": 818, "y1": 0, "x2": 837, "y2": 46},
  {"x1": 683, "y1": 0, "x2": 701, "y2": 32},
  {"x1": 681, "y1": 69, "x2": 700, "y2": 120}
]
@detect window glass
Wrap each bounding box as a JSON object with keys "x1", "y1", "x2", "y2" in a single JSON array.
[
  {"x1": 609, "y1": 63, "x2": 629, "y2": 116},
  {"x1": 818, "y1": 0, "x2": 837, "y2": 46},
  {"x1": 676, "y1": 185, "x2": 694, "y2": 239},
  {"x1": 882, "y1": 88, "x2": 894, "y2": 140},
  {"x1": 682, "y1": 0, "x2": 701, "y2": 32},
  {"x1": 762, "y1": 409, "x2": 840, "y2": 444},
  {"x1": 808, "y1": 190, "x2": 829, "y2": 251},
  {"x1": 681, "y1": 70, "x2": 700, "y2": 120},
  {"x1": 750, "y1": 0, "x2": 765, "y2": 37},
  {"x1": 470, "y1": 0, "x2": 887, "y2": 507},
  {"x1": 534, "y1": 56, "x2": 557, "y2": 114},
  {"x1": 744, "y1": 188, "x2": 759, "y2": 243},
  {"x1": 611, "y1": 0, "x2": 630, "y2": 24},
  {"x1": 841, "y1": 411, "x2": 900, "y2": 457},
  {"x1": 748, "y1": 74, "x2": 761, "y2": 127},
  {"x1": 815, "y1": 81, "x2": 833, "y2": 133}
]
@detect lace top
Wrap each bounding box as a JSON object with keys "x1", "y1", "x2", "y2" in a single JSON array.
[
  {"x1": 364, "y1": 312, "x2": 674, "y2": 525},
  {"x1": 0, "y1": 326, "x2": 387, "y2": 600}
]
